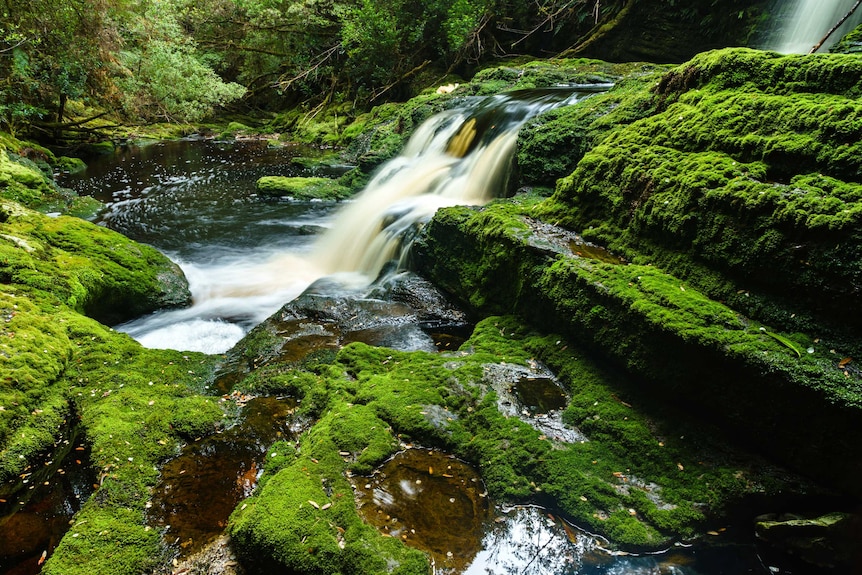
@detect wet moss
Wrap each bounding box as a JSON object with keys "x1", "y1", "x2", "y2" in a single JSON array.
[
  {"x1": 228, "y1": 400, "x2": 428, "y2": 574},
  {"x1": 0, "y1": 200, "x2": 190, "y2": 324},
  {"x1": 534, "y1": 48, "x2": 862, "y2": 335},
  {"x1": 0, "y1": 149, "x2": 56, "y2": 207},
  {"x1": 831, "y1": 23, "x2": 862, "y2": 54},
  {"x1": 228, "y1": 313, "x2": 818, "y2": 556},
  {"x1": 412, "y1": 201, "x2": 862, "y2": 500},
  {"x1": 256, "y1": 176, "x2": 351, "y2": 201},
  {"x1": 516, "y1": 68, "x2": 670, "y2": 186}
]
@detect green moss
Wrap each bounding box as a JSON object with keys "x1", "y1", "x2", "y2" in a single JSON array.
[
  {"x1": 256, "y1": 176, "x2": 351, "y2": 201},
  {"x1": 228, "y1": 311, "x2": 815, "y2": 556},
  {"x1": 832, "y1": 23, "x2": 862, "y2": 54},
  {"x1": 517, "y1": 69, "x2": 669, "y2": 186},
  {"x1": 56, "y1": 156, "x2": 87, "y2": 174},
  {"x1": 43, "y1": 506, "x2": 164, "y2": 575},
  {"x1": 413, "y1": 200, "x2": 862, "y2": 501},
  {"x1": 1, "y1": 200, "x2": 190, "y2": 323},
  {"x1": 0, "y1": 149, "x2": 56, "y2": 207},
  {"x1": 535, "y1": 48, "x2": 862, "y2": 335},
  {"x1": 229, "y1": 401, "x2": 428, "y2": 574}
]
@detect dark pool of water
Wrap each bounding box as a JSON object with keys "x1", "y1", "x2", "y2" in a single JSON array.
[
  {"x1": 61, "y1": 139, "x2": 344, "y2": 258},
  {"x1": 147, "y1": 396, "x2": 299, "y2": 560},
  {"x1": 0, "y1": 426, "x2": 95, "y2": 575}
]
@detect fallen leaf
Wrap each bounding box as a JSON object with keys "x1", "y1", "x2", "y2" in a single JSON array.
[
  {"x1": 320, "y1": 503, "x2": 331, "y2": 510},
  {"x1": 677, "y1": 463, "x2": 685, "y2": 471},
  {"x1": 308, "y1": 500, "x2": 320, "y2": 509},
  {"x1": 839, "y1": 357, "x2": 853, "y2": 368}
]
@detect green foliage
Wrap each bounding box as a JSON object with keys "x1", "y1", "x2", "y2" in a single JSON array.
[{"x1": 117, "y1": 40, "x2": 247, "y2": 122}]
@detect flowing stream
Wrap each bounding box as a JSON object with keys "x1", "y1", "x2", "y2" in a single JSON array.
[
  {"x1": 761, "y1": 0, "x2": 862, "y2": 53},
  {"x1": 81, "y1": 87, "x2": 606, "y2": 353}
]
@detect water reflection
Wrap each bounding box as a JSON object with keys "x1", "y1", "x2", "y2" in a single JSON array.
[
  {"x1": 147, "y1": 396, "x2": 299, "y2": 559},
  {"x1": 0, "y1": 428, "x2": 96, "y2": 575}
]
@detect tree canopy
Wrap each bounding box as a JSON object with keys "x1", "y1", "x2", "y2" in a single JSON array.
[{"x1": 1, "y1": 0, "x2": 766, "y2": 136}]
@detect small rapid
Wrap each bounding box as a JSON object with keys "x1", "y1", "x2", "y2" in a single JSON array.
[{"x1": 78, "y1": 87, "x2": 607, "y2": 353}]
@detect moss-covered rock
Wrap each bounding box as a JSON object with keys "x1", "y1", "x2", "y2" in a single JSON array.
[
  {"x1": 1, "y1": 240, "x2": 221, "y2": 575},
  {"x1": 227, "y1": 313, "x2": 818, "y2": 558},
  {"x1": 1, "y1": 134, "x2": 103, "y2": 215},
  {"x1": 1, "y1": 200, "x2": 190, "y2": 324},
  {"x1": 516, "y1": 68, "x2": 669, "y2": 186},
  {"x1": 832, "y1": 23, "x2": 862, "y2": 54},
  {"x1": 528, "y1": 48, "x2": 862, "y2": 346},
  {"x1": 411, "y1": 201, "x2": 862, "y2": 499},
  {"x1": 256, "y1": 176, "x2": 351, "y2": 201}
]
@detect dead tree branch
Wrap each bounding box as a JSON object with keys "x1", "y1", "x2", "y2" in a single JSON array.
[{"x1": 809, "y1": 0, "x2": 862, "y2": 53}]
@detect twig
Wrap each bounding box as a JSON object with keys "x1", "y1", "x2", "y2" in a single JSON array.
[
  {"x1": 556, "y1": 0, "x2": 635, "y2": 57},
  {"x1": 370, "y1": 60, "x2": 432, "y2": 102},
  {"x1": 0, "y1": 36, "x2": 29, "y2": 53},
  {"x1": 510, "y1": 0, "x2": 586, "y2": 47},
  {"x1": 276, "y1": 44, "x2": 340, "y2": 91},
  {"x1": 809, "y1": 0, "x2": 862, "y2": 53}
]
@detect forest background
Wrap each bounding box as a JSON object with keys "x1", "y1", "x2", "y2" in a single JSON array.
[{"x1": 0, "y1": 0, "x2": 764, "y2": 138}]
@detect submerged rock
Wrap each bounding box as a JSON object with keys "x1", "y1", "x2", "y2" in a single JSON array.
[{"x1": 755, "y1": 511, "x2": 862, "y2": 570}]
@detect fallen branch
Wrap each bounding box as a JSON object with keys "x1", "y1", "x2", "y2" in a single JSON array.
[
  {"x1": 370, "y1": 60, "x2": 432, "y2": 102},
  {"x1": 276, "y1": 44, "x2": 340, "y2": 92},
  {"x1": 33, "y1": 111, "x2": 111, "y2": 130},
  {"x1": 556, "y1": 0, "x2": 635, "y2": 57},
  {"x1": 809, "y1": 0, "x2": 862, "y2": 53}
]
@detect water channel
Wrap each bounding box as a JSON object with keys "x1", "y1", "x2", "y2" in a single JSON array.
[{"x1": 1, "y1": 89, "x2": 830, "y2": 574}]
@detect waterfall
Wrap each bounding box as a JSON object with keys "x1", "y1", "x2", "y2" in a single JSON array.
[
  {"x1": 113, "y1": 86, "x2": 607, "y2": 353},
  {"x1": 311, "y1": 87, "x2": 605, "y2": 281},
  {"x1": 762, "y1": 0, "x2": 862, "y2": 53}
]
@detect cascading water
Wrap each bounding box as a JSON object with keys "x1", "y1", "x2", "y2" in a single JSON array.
[
  {"x1": 113, "y1": 86, "x2": 607, "y2": 353},
  {"x1": 761, "y1": 0, "x2": 862, "y2": 53},
  {"x1": 312, "y1": 88, "x2": 602, "y2": 278}
]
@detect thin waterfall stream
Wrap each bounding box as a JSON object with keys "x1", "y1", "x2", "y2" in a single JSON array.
[{"x1": 761, "y1": 0, "x2": 862, "y2": 53}]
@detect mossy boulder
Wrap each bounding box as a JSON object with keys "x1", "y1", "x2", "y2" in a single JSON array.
[
  {"x1": 0, "y1": 149, "x2": 56, "y2": 207},
  {"x1": 411, "y1": 200, "x2": 862, "y2": 499},
  {"x1": 524, "y1": 48, "x2": 862, "y2": 346},
  {"x1": 1, "y1": 135, "x2": 103, "y2": 215},
  {"x1": 2, "y1": 229, "x2": 221, "y2": 575},
  {"x1": 256, "y1": 176, "x2": 351, "y2": 201},
  {"x1": 1, "y1": 200, "x2": 190, "y2": 324},
  {"x1": 831, "y1": 23, "x2": 862, "y2": 54}
]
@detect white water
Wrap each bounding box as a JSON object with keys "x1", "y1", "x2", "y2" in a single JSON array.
[
  {"x1": 763, "y1": 0, "x2": 862, "y2": 53},
  {"x1": 116, "y1": 88, "x2": 604, "y2": 353}
]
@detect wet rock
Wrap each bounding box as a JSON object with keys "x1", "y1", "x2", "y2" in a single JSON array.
[
  {"x1": 155, "y1": 535, "x2": 244, "y2": 575},
  {"x1": 755, "y1": 511, "x2": 862, "y2": 570},
  {"x1": 218, "y1": 272, "x2": 471, "y2": 382},
  {"x1": 482, "y1": 362, "x2": 587, "y2": 443}
]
